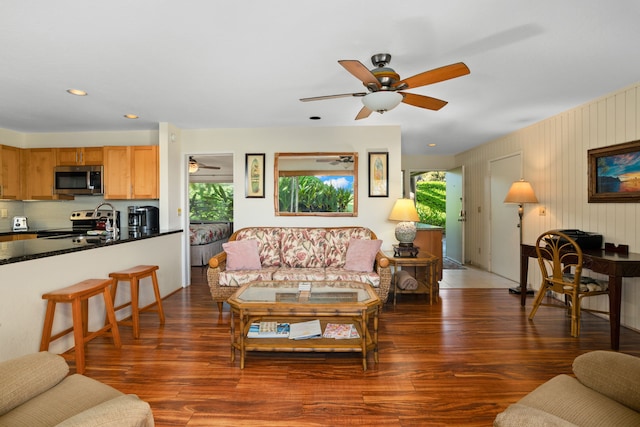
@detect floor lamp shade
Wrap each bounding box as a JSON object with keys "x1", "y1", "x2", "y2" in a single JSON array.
[
  {"x1": 504, "y1": 180, "x2": 538, "y2": 205},
  {"x1": 389, "y1": 199, "x2": 420, "y2": 246}
]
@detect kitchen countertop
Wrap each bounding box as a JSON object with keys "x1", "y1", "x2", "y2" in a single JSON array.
[{"x1": 0, "y1": 229, "x2": 183, "y2": 265}]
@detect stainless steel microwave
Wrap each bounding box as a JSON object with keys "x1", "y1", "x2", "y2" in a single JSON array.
[{"x1": 53, "y1": 165, "x2": 104, "y2": 195}]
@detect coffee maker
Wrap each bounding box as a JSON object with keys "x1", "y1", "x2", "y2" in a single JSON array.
[{"x1": 128, "y1": 206, "x2": 159, "y2": 237}]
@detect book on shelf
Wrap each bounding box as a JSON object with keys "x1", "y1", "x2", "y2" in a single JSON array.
[
  {"x1": 288, "y1": 319, "x2": 322, "y2": 340},
  {"x1": 322, "y1": 323, "x2": 360, "y2": 339},
  {"x1": 247, "y1": 322, "x2": 290, "y2": 338}
]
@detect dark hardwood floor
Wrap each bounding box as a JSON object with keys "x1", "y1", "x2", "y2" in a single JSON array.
[{"x1": 76, "y1": 267, "x2": 640, "y2": 426}]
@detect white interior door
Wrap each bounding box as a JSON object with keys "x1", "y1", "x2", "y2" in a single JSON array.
[
  {"x1": 445, "y1": 167, "x2": 464, "y2": 264},
  {"x1": 489, "y1": 154, "x2": 521, "y2": 281}
]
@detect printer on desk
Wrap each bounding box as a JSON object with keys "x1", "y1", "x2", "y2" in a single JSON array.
[{"x1": 556, "y1": 229, "x2": 603, "y2": 250}]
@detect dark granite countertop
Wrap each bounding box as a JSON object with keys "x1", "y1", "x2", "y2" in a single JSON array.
[{"x1": 0, "y1": 229, "x2": 183, "y2": 265}]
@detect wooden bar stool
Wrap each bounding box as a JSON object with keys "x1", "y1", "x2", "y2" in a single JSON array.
[
  {"x1": 109, "y1": 265, "x2": 165, "y2": 339},
  {"x1": 40, "y1": 278, "x2": 121, "y2": 374}
]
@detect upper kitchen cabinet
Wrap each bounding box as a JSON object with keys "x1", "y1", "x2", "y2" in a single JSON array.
[
  {"x1": 24, "y1": 148, "x2": 56, "y2": 199},
  {"x1": 104, "y1": 145, "x2": 158, "y2": 200},
  {"x1": 56, "y1": 147, "x2": 103, "y2": 166},
  {"x1": 0, "y1": 145, "x2": 22, "y2": 199}
]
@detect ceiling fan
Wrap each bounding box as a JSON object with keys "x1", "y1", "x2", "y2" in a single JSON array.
[
  {"x1": 300, "y1": 53, "x2": 470, "y2": 120},
  {"x1": 316, "y1": 155, "x2": 354, "y2": 165},
  {"x1": 189, "y1": 157, "x2": 221, "y2": 173}
]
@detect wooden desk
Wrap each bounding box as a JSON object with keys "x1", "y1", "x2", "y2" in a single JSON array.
[{"x1": 520, "y1": 244, "x2": 640, "y2": 350}]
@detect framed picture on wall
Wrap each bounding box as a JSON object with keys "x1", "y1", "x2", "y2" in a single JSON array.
[
  {"x1": 245, "y1": 153, "x2": 265, "y2": 198},
  {"x1": 588, "y1": 140, "x2": 640, "y2": 203},
  {"x1": 368, "y1": 152, "x2": 389, "y2": 197}
]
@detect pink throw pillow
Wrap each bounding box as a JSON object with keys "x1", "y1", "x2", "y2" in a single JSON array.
[
  {"x1": 344, "y1": 239, "x2": 382, "y2": 272},
  {"x1": 223, "y1": 240, "x2": 261, "y2": 271}
]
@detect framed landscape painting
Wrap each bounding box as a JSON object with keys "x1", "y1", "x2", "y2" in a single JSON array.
[
  {"x1": 245, "y1": 153, "x2": 265, "y2": 198},
  {"x1": 588, "y1": 140, "x2": 640, "y2": 203}
]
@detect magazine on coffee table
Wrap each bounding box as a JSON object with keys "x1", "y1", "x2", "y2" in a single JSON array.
[
  {"x1": 288, "y1": 319, "x2": 322, "y2": 340},
  {"x1": 247, "y1": 322, "x2": 290, "y2": 338},
  {"x1": 323, "y1": 323, "x2": 360, "y2": 339}
]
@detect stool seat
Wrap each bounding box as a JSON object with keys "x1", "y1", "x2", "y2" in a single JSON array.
[
  {"x1": 40, "y1": 278, "x2": 121, "y2": 374},
  {"x1": 109, "y1": 265, "x2": 165, "y2": 339}
]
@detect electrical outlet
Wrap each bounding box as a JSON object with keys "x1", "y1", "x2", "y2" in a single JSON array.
[
  {"x1": 0, "y1": 208, "x2": 7, "y2": 218},
  {"x1": 539, "y1": 206, "x2": 546, "y2": 216}
]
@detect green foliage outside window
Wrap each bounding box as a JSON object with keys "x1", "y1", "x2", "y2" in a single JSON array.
[
  {"x1": 415, "y1": 180, "x2": 446, "y2": 229},
  {"x1": 278, "y1": 176, "x2": 353, "y2": 213},
  {"x1": 189, "y1": 183, "x2": 233, "y2": 222}
]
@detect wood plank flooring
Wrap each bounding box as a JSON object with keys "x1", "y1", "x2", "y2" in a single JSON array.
[{"x1": 76, "y1": 267, "x2": 640, "y2": 426}]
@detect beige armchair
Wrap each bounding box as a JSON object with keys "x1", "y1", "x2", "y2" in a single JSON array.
[{"x1": 0, "y1": 351, "x2": 154, "y2": 426}]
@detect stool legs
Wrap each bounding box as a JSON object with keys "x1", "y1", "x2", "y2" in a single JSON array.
[
  {"x1": 109, "y1": 265, "x2": 165, "y2": 339},
  {"x1": 40, "y1": 278, "x2": 120, "y2": 374}
]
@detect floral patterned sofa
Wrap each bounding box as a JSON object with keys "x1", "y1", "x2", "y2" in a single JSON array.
[{"x1": 207, "y1": 226, "x2": 391, "y2": 311}]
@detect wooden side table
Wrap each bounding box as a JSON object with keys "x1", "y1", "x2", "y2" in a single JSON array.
[{"x1": 385, "y1": 250, "x2": 440, "y2": 306}]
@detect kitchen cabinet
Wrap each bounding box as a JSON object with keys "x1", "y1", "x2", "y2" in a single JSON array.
[
  {"x1": 56, "y1": 147, "x2": 103, "y2": 166},
  {"x1": 25, "y1": 148, "x2": 57, "y2": 199},
  {"x1": 104, "y1": 145, "x2": 158, "y2": 200},
  {"x1": 0, "y1": 145, "x2": 22, "y2": 199}
]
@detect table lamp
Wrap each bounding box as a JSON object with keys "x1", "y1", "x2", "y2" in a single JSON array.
[
  {"x1": 504, "y1": 179, "x2": 538, "y2": 294},
  {"x1": 388, "y1": 198, "x2": 420, "y2": 247}
]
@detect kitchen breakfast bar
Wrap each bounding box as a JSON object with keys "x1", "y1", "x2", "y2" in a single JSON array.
[{"x1": 0, "y1": 230, "x2": 183, "y2": 362}]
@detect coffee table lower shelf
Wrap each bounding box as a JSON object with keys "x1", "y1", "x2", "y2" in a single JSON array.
[{"x1": 231, "y1": 318, "x2": 377, "y2": 370}]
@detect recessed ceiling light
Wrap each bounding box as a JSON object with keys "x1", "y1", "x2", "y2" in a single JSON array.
[
  {"x1": 124, "y1": 114, "x2": 139, "y2": 119},
  {"x1": 428, "y1": 143, "x2": 437, "y2": 147},
  {"x1": 66, "y1": 89, "x2": 87, "y2": 96}
]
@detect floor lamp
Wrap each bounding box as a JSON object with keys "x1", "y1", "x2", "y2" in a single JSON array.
[{"x1": 504, "y1": 179, "x2": 538, "y2": 294}]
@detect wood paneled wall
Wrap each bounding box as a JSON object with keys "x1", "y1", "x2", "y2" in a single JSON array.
[{"x1": 456, "y1": 82, "x2": 640, "y2": 331}]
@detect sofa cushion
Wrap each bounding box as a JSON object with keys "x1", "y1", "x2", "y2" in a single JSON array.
[
  {"x1": 55, "y1": 394, "x2": 154, "y2": 427},
  {"x1": 0, "y1": 351, "x2": 69, "y2": 416},
  {"x1": 0, "y1": 374, "x2": 123, "y2": 426},
  {"x1": 518, "y1": 374, "x2": 640, "y2": 427},
  {"x1": 494, "y1": 403, "x2": 579, "y2": 426},
  {"x1": 324, "y1": 228, "x2": 372, "y2": 268},
  {"x1": 280, "y1": 228, "x2": 327, "y2": 268},
  {"x1": 223, "y1": 240, "x2": 261, "y2": 271},
  {"x1": 572, "y1": 350, "x2": 640, "y2": 413},
  {"x1": 325, "y1": 269, "x2": 380, "y2": 288},
  {"x1": 219, "y1": 267, "x2": 278, "y2": 287},
  {"x1": 272, "y1": 267, "x2": 327, "y2": 282},
  {"x1": 344, "y1": 239, "x2": 382, "y2": 272},
  {"x1": 236, "y1": 228, "x2": 282, "y2": 267}
]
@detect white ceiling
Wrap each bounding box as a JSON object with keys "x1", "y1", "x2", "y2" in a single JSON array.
[{"x1": 2, "y1": 1, "x2": 640, "y2": 156}]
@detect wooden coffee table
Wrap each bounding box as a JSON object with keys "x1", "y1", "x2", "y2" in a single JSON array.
[{"x1": 227, "y1": 280, "x2": 381, "y2": 370}]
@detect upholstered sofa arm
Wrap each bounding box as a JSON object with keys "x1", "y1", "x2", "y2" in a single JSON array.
[
  {"x1": 572, "y1": 350, "x2": 640, "y2": 412},
  {"x1": 493, "y1": 403, "x2": 578, "y2": 427},
  {"x1": 55, "y1": 394, "x2": 154, "y2": 427},
  {"x1": 0, "y1": 351, "x2": 69, "y2": 416}
]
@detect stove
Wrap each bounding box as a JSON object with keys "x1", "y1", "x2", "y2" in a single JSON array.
[{"x1": 70, "y1": 209, "x2": 120, "y2": 233}]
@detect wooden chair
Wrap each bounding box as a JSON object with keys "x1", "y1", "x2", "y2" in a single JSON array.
[
  {"x1": 40, "y1": 278, "x2": 121, "y2": 374},
  {"x1": 109, "y1": 265, "x2": 165, "y2": 339},
  {"x1": 528, "y1": 230, "x2": 609, "y2": 337}
]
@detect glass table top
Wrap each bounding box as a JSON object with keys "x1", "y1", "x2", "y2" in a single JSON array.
[{"x1": 233, "y1": 281, "x2": 375, "y2": 304}]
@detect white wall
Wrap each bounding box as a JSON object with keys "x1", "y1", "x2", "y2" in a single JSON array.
[
  {"x1": 457, "y1": 81, "x2": 640, "y2": 331},
  {"x1": 180, "y1": 126, "x2": 403, "y2": 250}
]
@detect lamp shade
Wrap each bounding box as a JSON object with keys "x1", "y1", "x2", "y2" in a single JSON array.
[
  {"x1": 388, "y1": 199, "x2": 420, "y2": 222},
  {"x1": 504, "y1": 179, "x2": 538, "y2": 204},
  {"x1": 362, "y1": 91, "x2": 403, "y2": 113}
]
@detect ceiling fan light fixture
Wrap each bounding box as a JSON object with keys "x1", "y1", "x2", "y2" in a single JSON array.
[
  {"x1": 362, "y1": 91, "x2": 403, "y2": 113},
  {"x1": 188, "y1": 158, "x2": 199, "y2": 173}
]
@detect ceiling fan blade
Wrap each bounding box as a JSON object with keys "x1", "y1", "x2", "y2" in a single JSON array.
[
  {"x1": 200, "y1": 165, "x2": 221, "y2": 170},
  {"x1": 338, "y1": 60, "x2": 381, "y2": 89},
  {"x1": 394, "y1": 62, "x2": 470, "y2": 90},
  {"x1": 300, "y1": 92, "x2": 366, "y2": 102},
  {"x1": 355, "y1": 106, "x2": 372, "y2": 120},
  {"x1": 400, "y1": 92, "x2": 448, "y2": 110}
]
